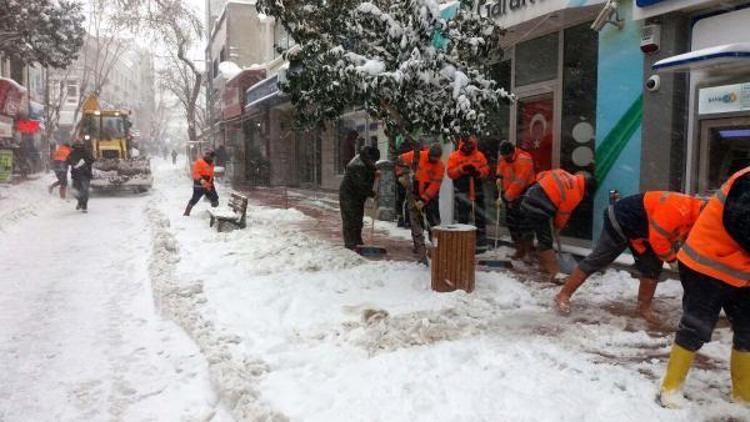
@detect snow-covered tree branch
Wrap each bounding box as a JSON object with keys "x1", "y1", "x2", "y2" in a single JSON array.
[
  {"x1": 257, "y1": 0, "x2": 512, "y2": 137},
  {"x1": 0, "y1": 0, "x2": 85, "y2": 68}
]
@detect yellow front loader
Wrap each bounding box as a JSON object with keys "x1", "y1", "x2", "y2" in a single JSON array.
[{"x1": 77, "y1": 95, "x2": 152, "y2": 192}]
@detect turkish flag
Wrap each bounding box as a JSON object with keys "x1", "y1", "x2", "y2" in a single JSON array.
[{"x1": 16, "y1": 119, "x2": 40, "y2": 134}]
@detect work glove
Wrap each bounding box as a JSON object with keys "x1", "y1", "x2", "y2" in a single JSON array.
[
  {"x1": 496, "y1": 178, "x2": 502, "y2": 190},
  {"x1": 495, "y1": 197, "x2": 503, "y2": 208},
  {"x1": 375, "y1": 170, "x2": 383, "y2": 179},
  {"x1": 398, "y1": 175, "x2": 409, "y2": 188},
  {"x1": 415, "y1": 200, "x2": 425, "y2": 211},
  {"x1": 668, "y1": 260, "x2": 679, "y2": 272},
  {"x1": 463, "y1": 164, "x2": 476, "y2": 175}
]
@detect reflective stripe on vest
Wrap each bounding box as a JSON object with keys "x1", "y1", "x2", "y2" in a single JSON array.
[
  {"x1": 678, "y1": 167, "x2": 750, "y2": 287},
  {"x1": 681, "y1": 243, "x2": 750, "y2": 283},
  {"x1": 551, "y1": 171, "x2": 567, "y2": 203}
]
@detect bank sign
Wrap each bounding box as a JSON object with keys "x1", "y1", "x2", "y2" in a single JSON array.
[
  {"x1": 698, "y1": 82, "x2": 750, "y2": 115},
  {"x1": 474, "y1": 0, "x2": 605, "y2": 28}
]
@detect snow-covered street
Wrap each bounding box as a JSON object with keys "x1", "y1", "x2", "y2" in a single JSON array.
[
  {"x1": 0, "y1": 164, "x2": 229, "y2": 422},
  {"x1": 1, "y1": 160, "x2": 748, "y2": 421}
]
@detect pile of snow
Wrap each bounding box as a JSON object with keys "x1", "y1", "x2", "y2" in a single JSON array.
[{"x1": 218, "y1": 61, "x2": 243, "y2": 80}]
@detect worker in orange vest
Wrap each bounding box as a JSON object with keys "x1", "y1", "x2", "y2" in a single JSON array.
[
  {"x1": 520, "y1": 169, "x2": 596, "y2": 282},
  {"x1": 554, "y1": 191, "x2": 706, "y2": 323},
  {"x1": 394, "y1": 135, "x2": 417, "y2": 228},
  {"x1": 48, "y1": 143, "x2": 72, "y2": 199},
  {"x1": 447, "y1": 135, "x2": 490, "y2": 251},
  {"x1": 184, "y1": 150, "x2": 218, "y2": 216},
  {"x1": 397, "y1": 143, "x2": 444, "y2": 262},
  {"x1": 495, "y1": 141, "x2": 536, "y2": 260},
  {"x1": 658, "y1": 167, "x2": 750, "y2": 408}
]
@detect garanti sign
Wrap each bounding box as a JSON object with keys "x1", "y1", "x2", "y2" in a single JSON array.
[{"x1": 473, "y1": 0, "x2": 605, "y2": 28}]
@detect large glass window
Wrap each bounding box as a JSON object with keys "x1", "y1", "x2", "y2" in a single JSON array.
[
  {"x1": 561, "y1": 22, "x2": 598, "y2": 239},
  {"x1": 514, "y1": 32, "x2": 559, "y2": 87}
]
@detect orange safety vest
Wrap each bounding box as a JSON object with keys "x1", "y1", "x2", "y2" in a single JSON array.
[
  {"x1": 678, "y1": 167, "x2": 750, "y2": 287},
  {"x1": 400, "y1": 149, "x2": 445, "y2": 203},
  {"x1": 53, "y1": 145, "x2": 72, "y2": 162},
  {"x1": 446, "y1": 140, "x2": 489, "y2": 180},
  {"x1": 536, "y1": 169, "x2": 585, "y2": 230},
  {"x1": 496, "y1": 148, "x2": 535, "y2": 202},
  {"x1": 629, "y1": 191, "x2": 705, "y2": 262},
  {"x1": 192, "y1": 159, "x2": 215, "y2": 185}
]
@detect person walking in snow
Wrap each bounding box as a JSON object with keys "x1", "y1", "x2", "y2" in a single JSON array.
[
  {"x1": 554, "y1": 191, "x2": 706, "y2": 323},
  {"x1": 396, "y1": 143, "x2": 444, "y2": 263},
  {"x1": 48, "y1": 143, "x2": 72, "y2": 199},
  {"x1": 183, "y1": 150, "x2": 219, "y2": 216},
  {"x1": 339, "y1": 146, "x2": 381, "y2": 251},
  {"x1": 519, "y1": 169, "x2": 596, "y2": 283},
  {"x1": 66, "y1": 141, "x2": 94, "y2": 213},
  {"x1": 171, "y1": 149, "x2": 178, "y2": 165},
  {"x1": 447, "y1": 135, "x2": 490, "y2": 252},
  {"x1": 658, "y1": 167, "x2": 750, "y2": 408},
  {"x1": 495, "y1": 141, "x2": 536, "y2": 260}
]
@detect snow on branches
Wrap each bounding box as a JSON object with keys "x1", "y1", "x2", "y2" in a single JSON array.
[
  {"x1": 257, "y1": 0, "x2": 512, "y2": 137},
  {"x1": 0, "y1": 0, "x2": 86, "y2": 68}
]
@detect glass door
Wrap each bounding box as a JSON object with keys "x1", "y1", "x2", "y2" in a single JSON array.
[
  {"x1": 697, "y1": 117, "x2": 750, "y2": 195},
  {"x1": 517, "y1": 93, "x2": 555, "y2": 174}
]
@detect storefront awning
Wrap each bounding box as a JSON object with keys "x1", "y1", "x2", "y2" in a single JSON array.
[
  {"x1": 653, "y1": 43, "x2": 750, "y2": 73},
  {"x1": 0, "y1": 77, "x2": 27, "y2": 118}
]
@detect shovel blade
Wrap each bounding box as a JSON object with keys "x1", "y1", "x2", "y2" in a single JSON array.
[
  {"x1": 355, "y1": 245, "x2": 388, "y2": 257},
  {"x1": 477, "y1": 259, "x2": 514, "y2": 269}
]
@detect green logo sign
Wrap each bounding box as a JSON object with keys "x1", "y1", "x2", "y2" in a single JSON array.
[{"x1": 0, "y1": 150, "x2": 13, "y2": 183}]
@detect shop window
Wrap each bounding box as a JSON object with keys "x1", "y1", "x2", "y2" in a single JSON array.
[
  {"x1": 66, "y1": 82, "x2": 79, "y2": 105},
  {"x1": 514, "y1": 32, "x2": 558, "y2": 87},
  {"x1": 561, "y1": 22, "x2": 598, "y2": 239}
]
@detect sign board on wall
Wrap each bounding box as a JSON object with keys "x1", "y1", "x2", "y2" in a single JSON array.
[
  {"x1": 632, "y1": 0, "x2": 714, "y2": 20},
  {"x1": 698, "y1": 82, "x2": 750, "y2": 115},
  {"x1": 0, "y1": 149, "x2": 12, "y2": 183},
  {"x1": 0, "y1": 116, "x2": 13, "y2": 138},
  {"x1": 476, "y1": 0, "x2": 605, "y2": 29}
]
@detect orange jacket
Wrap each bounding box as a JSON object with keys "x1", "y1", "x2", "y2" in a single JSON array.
[
  {"x1": 678, "y1": 167, "x2": 750, "y2": 287},
  {"x1": 496, "y1": 148, "x2": 535, "y2": 202},
  {"x1": 399, "y1": 149, "x2": 445, "y2": 203},
  {"x1": 536, "y1": 169, "x2": 585, "y2": 230},
  {"x1": 446, "y1": 139, "x2": 489, "y2": 181},
  {"x1": 629, "y1": 192, "x2": 705, "y2": 262},
  {"x1": 53, "y1": 145, "x2": 72, "y2": 162},
  {"x1": 192, "y1": 159, "x2": 215, "y2": 186}
]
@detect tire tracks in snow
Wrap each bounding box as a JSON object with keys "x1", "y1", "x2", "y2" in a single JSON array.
[{"x1": 144, "y1": 200, "x2": 288, "y2": 422}]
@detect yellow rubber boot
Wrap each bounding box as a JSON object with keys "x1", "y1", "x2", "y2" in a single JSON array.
[
  {"x1": 731, "y1": 348, "x2": 750, "y2": 404},
  {"x1": 659, "y1": 343, "x2": 695, "y2": 408}
]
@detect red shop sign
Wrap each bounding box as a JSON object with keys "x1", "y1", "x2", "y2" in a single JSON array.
[{"x1": 16, "y1": 119, "x2": 40, "y2": 134}]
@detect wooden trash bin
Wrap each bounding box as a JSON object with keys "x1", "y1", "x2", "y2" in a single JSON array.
[{"x1": 430, "y1": 224, "x2": 476, "y2": 293}]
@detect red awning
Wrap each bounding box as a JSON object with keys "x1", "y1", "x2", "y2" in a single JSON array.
[{"x1": 0, "y1": 77, "x2": 27, "y2": 117}]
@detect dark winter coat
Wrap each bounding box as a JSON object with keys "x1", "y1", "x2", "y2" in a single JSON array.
[
  {"x1": 66, "y1": 145, "x2": 94, "y2": 180},
  {"x1": 339, "y1": 154, "x2": 377, "y2": 201},
  {"x1": 724, "y1": 171, "x2": 750, "y2": 253}
]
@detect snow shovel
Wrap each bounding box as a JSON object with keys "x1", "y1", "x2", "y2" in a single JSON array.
[
  {"x1": 477, "y1": 201, "x2": 513, "y2": 269},
  {"x1": 355, "y1": 179, "x2": 387, "y2": 257},
  {"x1": 551, "y1": 221, "x2": 577, "y2": 274}
]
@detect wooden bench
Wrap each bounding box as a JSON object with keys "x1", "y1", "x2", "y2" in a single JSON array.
[{"x1": 208, "y1": 192, "x2": 248, "y2": 232}]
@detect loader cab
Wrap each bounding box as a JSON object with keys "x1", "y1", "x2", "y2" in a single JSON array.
[{"x1": 79, "y1": 110, "x2": 132, "y2": 160}]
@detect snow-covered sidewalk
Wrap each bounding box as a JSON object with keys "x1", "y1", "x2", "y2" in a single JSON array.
[
  {"x1": 151, "y1": 162, "x2": 747, "y2": 421},
  {"x1": 0, "y1": 167, "x2": 229, "y2": 421}
]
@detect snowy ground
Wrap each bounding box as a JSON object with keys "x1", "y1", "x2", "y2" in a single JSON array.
[
  {"x1": 148, "y1": 162, "x2": 746, "y2": 421},
  {"x1": 0, "y1": 162, "x2": 230, "y2": 421},
  {"x1": 1, "y1": 161, "x2": 746, "y2": 421}
]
